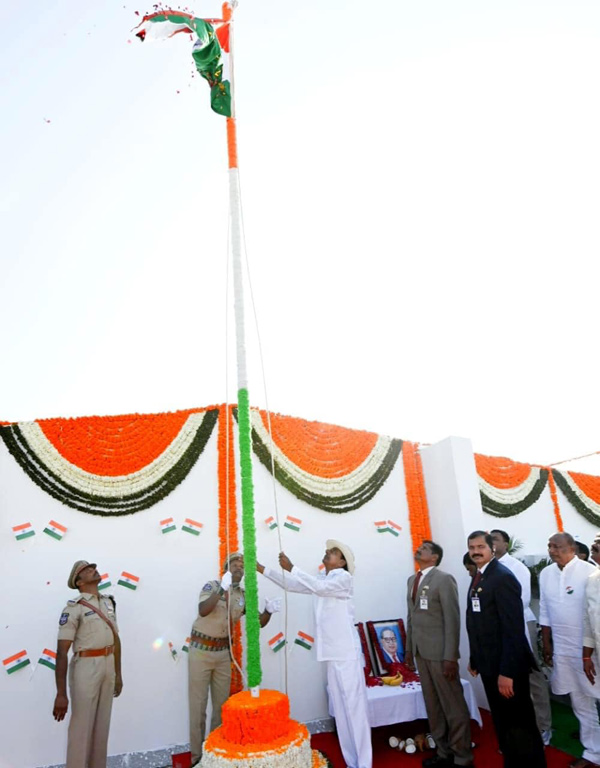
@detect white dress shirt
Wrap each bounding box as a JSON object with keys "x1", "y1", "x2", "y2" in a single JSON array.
[
  {"x1": 263, "y1": 565, "x2": 359, "y2": 662},
  {"x1": 498, "y1": 552, "x2": 536, "y2": 623}
]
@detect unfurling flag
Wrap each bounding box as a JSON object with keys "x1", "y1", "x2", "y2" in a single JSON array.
[
  {"x1": 268, "y1": 632, "x2": 286, "y2": 653},
  {"x1": 294, "y1": 631, "x2": 314, "y2": 651},
  {"x1": 118, "y1": 571, "x2": 140, "y2": 591},
  {"x1": 160, "y1": 517, "x2": 176, "y2": 535},
  {"x1": 387, "y1": 520, "x2": 402, "y2": 537},
  {"x1": 3, "y1": 650, "x2": 30, "y2": 675},
  {"x1": 98, "y1": 574, "x2": 112, "y2": 591},
  {"x1": 13, "y1": 522, "x2": 35, "y2": 541},
  {"x1": 265, "y1": 516, "x2": 277, "y2": 531},
  {"x1": 43, "y1": 520, "x2": 67, "y2": 541},
  {"x1": 375, "y1": 520, "x2": 389, "y2": 534},
  {"x1": 38, "y1": 648, "x2": 57, "y2": 671},
  {"x1": 182, "y1": 637, "x2": 191, "y2": 653},
  {"x1": 283, "y1": 515, "x2": 302, "y2": 532},
  {"x1": 182, "y1": 518, "x2": 203, "y2": 536},
  {"x1": 133, "y1": 11, "x2": 231, "y2": 116},
  {"x1": 168, "y1": 642, "x2": 179, "y2": 662}
]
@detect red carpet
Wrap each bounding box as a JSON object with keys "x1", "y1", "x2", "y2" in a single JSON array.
[{"x1": 311, "y1": 710, "x2": 575, "y2": 767}]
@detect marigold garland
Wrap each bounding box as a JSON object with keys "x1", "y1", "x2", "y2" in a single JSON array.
[
  {"x1": 474, "y1": 454, "x2": 533, "y2": 489},
  {"x1": 217, "y1": 404, "x2": 242, "y2": 694},
  {"x1": 402, "y1": 442, "x2": 432, "y2": 565},
  {"x1": 546, "y1": 468, "x2": 564, "y2": 532},
  {"x1": 552, "y1": 468, "x2": 600, "y2": 527}
]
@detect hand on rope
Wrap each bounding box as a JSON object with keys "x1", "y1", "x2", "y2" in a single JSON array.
[
  {"x1": 278, "y1": 552, "x2": 293, "y2": 572},
  {"x1": 265, "y1": 597, "x2": 282, "y2": 614},
  {"x1": 220, "y1": 571, "x2": 233, "y2": 592}
]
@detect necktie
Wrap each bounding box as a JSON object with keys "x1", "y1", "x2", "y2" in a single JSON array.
[
  {"x1": 411, "y1": 571, "x2": 422, "y2": 603},
  {"x1": 471, "y1": 570, "x2": 482, "y2": 595}
]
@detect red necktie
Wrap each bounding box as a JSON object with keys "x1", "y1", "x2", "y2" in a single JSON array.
[
  {"x1": 471, "y1": 570, "x2": 482, "y2": 595},
  {"x1": 411, "y1": 571, "x2": 422, "y2": 603}
]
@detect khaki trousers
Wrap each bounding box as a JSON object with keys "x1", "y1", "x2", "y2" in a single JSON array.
[
  {"x1": 66, "y1": 654, "x2": 115, "y2": 768},
  {"x1": 526, "y1": 620, "x2": 552, "y2": 733},
  {"x1": 188, "y1": 647, "x2": 231, "y2": 763},
  {"x1": 416, "y1": 655, "x2": 473, "y2": 766}
]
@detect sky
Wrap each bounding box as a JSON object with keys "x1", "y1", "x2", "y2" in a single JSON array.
[{"x1": 1, "y1": 0, "x2": 599, "y2": 473}]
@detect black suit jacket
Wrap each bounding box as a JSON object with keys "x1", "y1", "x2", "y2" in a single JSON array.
[{"x1": 466, "y1": 557, "x2": 536, "y2": 679}]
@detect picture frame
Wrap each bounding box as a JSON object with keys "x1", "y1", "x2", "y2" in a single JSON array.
[
  {"x1": 366, "y1": 618, "x2": 406, "y2": 676},
  {"x1": 355, "y1": 622, "x2": 374, "y2": 676}
]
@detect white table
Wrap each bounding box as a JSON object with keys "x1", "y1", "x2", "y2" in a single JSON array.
[{"x1": 330, "y1": 679, "x2": 482, "y2": 728}]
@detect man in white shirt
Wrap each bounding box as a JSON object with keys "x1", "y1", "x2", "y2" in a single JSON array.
[
  {"x1": 491, "y1": 529, "x2": 552, "y2": 744},
  {"x1": 257, "y1": 540, "x2": 371, "y2": 768},
  {"x1": 540, "y1": 532, "x2": 599, "y2": 768}
]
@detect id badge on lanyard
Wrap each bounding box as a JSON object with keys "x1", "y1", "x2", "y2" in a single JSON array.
[{"x1": 471, "y1": 597, "x2": 481, "y2": 612}]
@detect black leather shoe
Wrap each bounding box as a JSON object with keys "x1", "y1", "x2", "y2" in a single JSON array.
[{"x1": 422, "y1": 756, "x2": 454, "y2": 767}]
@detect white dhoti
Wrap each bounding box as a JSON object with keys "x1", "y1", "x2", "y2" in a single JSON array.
[
  {"x1": 327, "y1": 657, "x2": 372, "y2": 768},
  {"x1": 552, "y1": 655, "x2": 600, "y2": 764}
]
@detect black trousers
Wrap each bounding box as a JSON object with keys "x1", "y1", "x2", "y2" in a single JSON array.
[{"x1": 481, "y1": 672, "x2": 546, "y2": 768}]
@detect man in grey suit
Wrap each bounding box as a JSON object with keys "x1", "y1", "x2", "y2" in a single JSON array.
[{"x1": 406, "y1": 540, "x2": 473, "y2": 768}]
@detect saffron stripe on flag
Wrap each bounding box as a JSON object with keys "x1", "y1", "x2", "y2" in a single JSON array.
[
  {"x1": 12, "y1": 523, "x2": 35, "y2": 540},
  {"x1": 160, "y1": 517, "x2": 177, "y2": 534},
  {"x1": 3, "y1": 650, "x2": 30, "y2": 674},
  {"x1": 268, "y1": 632, "x2": 286, "y2": 652},
  {"x1": 182, "y1": 518, "x2": 203, "y2": 536},
  {"x1": 284, "y1": 515, "x2": 302, "y2": 532},
  {"x1": 294, "y1": 631, "x2": 314, "y2": 650}
]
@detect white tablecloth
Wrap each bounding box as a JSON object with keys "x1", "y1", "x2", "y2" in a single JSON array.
[{"x1": 330, "y1": 679, "x2": 482, "y2": 728}]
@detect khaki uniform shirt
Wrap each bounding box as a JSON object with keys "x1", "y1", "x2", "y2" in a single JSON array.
[
  {"x1": 192, "y1": 580, "x2": 245, "y2": 638},
  {"x1": 57, "y1": 593, "x2": 119, "y2": 652}
]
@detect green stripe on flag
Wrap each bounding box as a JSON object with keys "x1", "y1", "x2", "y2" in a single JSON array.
[
  {"x1": 43, "y1": 528, "x2": 62, "y2": 541},
  {"x1": 294, "y1": 639, "x2": 312, "y2": 651},
  {"x1": 161, "y1": 525, "x2": 176, "y2": 534},
  {"x1": 7, "y1": 659, "x2": 30, "y2": 674},
  {"x1": 118, "y1": 580, "x2": 137, "y2": 590},
  {"x1": 388, "y1": 528, "x2": 399, "y2": 537},
  {"x1": 377, "y1": 528, "x2": 390, "y2": 534},
  {"x1": 182, "y1": 526, "x2": 200, "y2": 536},
  {"x1": 98, "y1": 582, "x2": 111, "y2": 591},
  {"x1": 38, "y1": 659, "x2": 56, "y2": 671},
  {"x1": 16, "y1": 530, "x2": 35, "y2": 540},
  {"x1": 284, "y1": 522, "x2": 300, "y2": 532},
  {"x1": 272, "y1": 639, "x2": 286, "y2": 652}
]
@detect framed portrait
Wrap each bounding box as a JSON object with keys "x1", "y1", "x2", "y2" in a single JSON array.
[
  {"x1": 355, "y1": 622, "x2": 374, "y2": 676},
  {"x1": 366, "y1": 619, "x2": 406, "y2": 676}
]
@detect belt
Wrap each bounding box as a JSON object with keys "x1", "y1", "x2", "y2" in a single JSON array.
[
  {"x1": 190, "y1": 631, "x2": 229, "y2": 651},
  {"x1": 78, "y1": 646, "x2": 114, "y2": 658}
]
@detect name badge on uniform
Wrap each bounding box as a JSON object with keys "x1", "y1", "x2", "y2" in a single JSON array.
[
  {"x1": 420, "y1": 597, "x2": 428, "y2": 610},
  {"x1": 471, "y1": 597, "x2": 481, "y2": 612}
]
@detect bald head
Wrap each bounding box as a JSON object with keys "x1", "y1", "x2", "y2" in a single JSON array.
[{"x1": 548, "y1": 532, "x2": 576, "y2": 569}]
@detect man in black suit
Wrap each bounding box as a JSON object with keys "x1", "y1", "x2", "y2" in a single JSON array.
[{"x1": 466, "y1": 530, "x2": 546, "y2": 768}]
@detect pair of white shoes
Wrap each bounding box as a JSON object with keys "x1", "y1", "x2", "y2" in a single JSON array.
[{"x1": 388, "y1": 734, "x2": 436, "y2": 753}]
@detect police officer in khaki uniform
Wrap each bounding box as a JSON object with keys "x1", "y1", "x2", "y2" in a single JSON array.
[
  {"x1": 188, "y1": 552, "x2": 280, "y2": 765},
  {"x1": 53, "y1": 560, "x2": 123, "y2": 768}
]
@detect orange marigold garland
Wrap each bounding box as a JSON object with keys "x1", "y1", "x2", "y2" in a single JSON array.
[
  {"x1": 217, "y1": 404, "x2": 242, "y2": 693},
  {"x1": 545, "y1": 468, "x2": 564, "y2": 532},
  {"x1": 402, "y1": 441, "x2": 432, "y2": 566}
]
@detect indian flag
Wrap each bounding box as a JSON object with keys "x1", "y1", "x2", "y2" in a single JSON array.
[
  {"x1": 118, "y1": 571, "x2": 140, "y2": 591},
  {"x1": 388, "y1": 520, "x2": 402, "y2": 537},
  {"x1": 3, "y1": 650, "x2": 30, "y2": 675},
  {"x1": 160, "y1": 517, "x2": 176, "y2": 534},
  {"x1": 375, "y1": 520, "x2": 389, "y2": 534},
  {"x1": 98, "y1": 574, "x2": 112, "y2": 591},
  {"x1": 294, "y1": 631, "x2": 314, "y2": 651},
  {"x1": 283, "y1": 515, "x2": 302, "y2": 532},
  {"x1": 13, "y1": 522, "x2": 35, "y2": 541},
  {"x1": 134, "y1": 11, "x2": 201, "y2": 42},
  {"x1": 268, "y1": 632, "x2": 286, "y2": 653},
  {"x1": 168, "y1": 642, "x2": 178, "y2": 661},
  {"x1": 182, "y1": 518, "x2": 203, "y2": 536},
  {"x1": 182, "y1": 637, "x2": 191, "y2": 653},
  {"x1": 38, "y1": 648, "x2": 57, "y2": 671},
  {"x1": 265, "y1": 516, "x2": 277, "y2": 530},
  {"x1": 43, "y1": 520, "x2": 67, "y2": 541},
  {"x1": 318, "y1": 563, "x2": 325, "y2": 573}
]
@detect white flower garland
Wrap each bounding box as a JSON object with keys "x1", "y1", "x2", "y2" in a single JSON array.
[
  {"x1": 200, "y1": 732, "x2": 312, "y2": 768},
  {"x1": 557, "y1": 471, "x2": 600, "y2": 517},
  {"x1": 478, "y1": 466, "x2": 541, "y2": 505}
]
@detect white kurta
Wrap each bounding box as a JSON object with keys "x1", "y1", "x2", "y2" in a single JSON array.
[
  {"x1": 498, "y1": 552, "x2": 536, "y2": 623},
  {"x1": 262, "y1": 565, "x2": 372, "y2": 768}
]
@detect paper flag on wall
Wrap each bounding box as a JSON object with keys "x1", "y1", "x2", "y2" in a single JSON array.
[
  {"x1": 12, "y1": 523, "x2": 35, "y2": 541},
  {"x1": 43, "y1": 520, "x2": 67, "y2": 541},
  {"x1": 388, "y1": 520, "x2": 402, "y2": 536},
  {"x1": 3, "y1": 650, "x2": 30, "y2": 674},
  {"x1": 38, "y1": 648, "x2": 57, "y2": 671},
  {"x1": 268, "y1": 632, "x2": 286, "y2": 652},
  {"x1": 265, "y1": 516, "x2": 277, "y2": 530},
  {"x1": 168, "y1": 642, "x2": 178, "y2": 662},
  {"x1": 182, "y1": 637, "x2": 191, "y2": 653},
  {"x1": 118, "y1": 571, "x2": 140, "y2": 591},
  {"x1": 375, "y1": 520, "x2": 389, "y2": 534},
  {"x1": 160, "y1": 517, "x2": 176, "y2": 534},
  {"x1": 182, "y1": 518, "x2": 203, "y2": 536},
  {"x1": 283, "y1": 515, "x2": 302, "y2": 532},
  {"x1": 98, "y1": 574, "x2": 112, "y2": 591},
  {"x1": 294, "y1": 631, "x2": 314, "y2": 651}
]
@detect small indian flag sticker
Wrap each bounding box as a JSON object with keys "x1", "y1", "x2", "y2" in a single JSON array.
[
  {"x1": 284, "y1": 515, "x2": 302, "y2": 532},
  {"x1": 388, "y1": 520, "x2": 402, "y2": 537},
  {"x1": 268, "y1": 632, "x2": 286, "y2": 653},
  {"x1": 375, "y1": 520, "x2": 389, "y2": 534},
  {"x1": 182, "y1": 637, "x2": 191, "y2": 653},
  {"x1": 118, "y1": 571, "x2": 140, "y2": 591},
  {"x1": 3, "y1": 650, "x2": 30, "y2": 675},
  {"x1": 265, "y1": 516, "x2": 277, "y2": 530},
  {"x1": 38, "y1": 648, "x2": 57, "y2": 671},
  {"x1": 43, "y1": 520, "x2": 67, "y2": 541},
  {"x1": 13, "y1": 522, "x2": 35, "y2": 541},
  {"x1": 160, "y1": 517, "x2": 176, "y2": 535},
  {"x1": 294, "y1": 631, "x2": 314, "y2": 651},
  {"x1": 182, "y1": 518, "x2": 203, "y2": 536},
  {"x1": 98, "y1": 574, "x2": 112, "y2": 591}
]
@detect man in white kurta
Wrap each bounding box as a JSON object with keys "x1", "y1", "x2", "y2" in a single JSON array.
[
  {"x1": 540, "y1": 532, "x2": 599, "y2": 768},
  {"x1": 257, "y1": 539, "x2": 372, "y2": 768},
  {"x1": 491, "y1": 529, "x2": 552, "y2": 742}
]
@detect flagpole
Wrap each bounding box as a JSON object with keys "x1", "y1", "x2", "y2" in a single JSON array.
[{"x1": 223, "y1": 1, "x2": 262, "y2": 695}]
